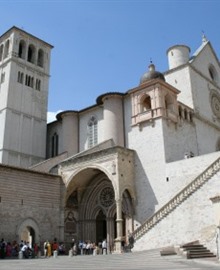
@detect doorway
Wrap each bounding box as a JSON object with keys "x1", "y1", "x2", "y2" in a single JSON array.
[
  {"x1": 20, "y1": 226, "x2": 35, "y2": 247},
  {"x1": 96, "y1": 210, "x2": 107, "y2": 243}
]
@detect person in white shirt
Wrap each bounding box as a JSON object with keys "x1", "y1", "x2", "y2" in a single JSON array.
[
  {"x1": 21, "y1": 243, "x2": 28, "y2": 258},
  {"x1": 102, "y1": 239, "x2": 107, "y2": 254}
]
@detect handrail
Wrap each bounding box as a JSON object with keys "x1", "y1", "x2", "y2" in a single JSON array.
[{"x1": 133, "y1": 156, "x2": 220, "y2": 240}]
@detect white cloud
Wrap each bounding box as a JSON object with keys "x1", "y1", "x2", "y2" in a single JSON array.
[{"x1": 47, "y1": 110, "x2": 63, "y2": 123}]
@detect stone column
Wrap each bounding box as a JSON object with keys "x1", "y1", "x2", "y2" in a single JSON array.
[
  {"x1": 106, "y1": 218, "x2": 111, "y2": 253},
  {"x1": 61, "y1": 111, "x2": 78, "y2": 156},
  {"x1": 115, "y1": 198, "x2": 123, "y2": 253},
  {"x1": 108, "y1": 218, "x2": 115, "y2": 253},
  {"x1": 103, "y1": 94, "x2": 124, "y2": 147}
]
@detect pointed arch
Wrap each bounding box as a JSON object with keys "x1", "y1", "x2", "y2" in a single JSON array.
[
  {"x1": 16, "y1": 217, "x2": 40, "y2": 245},
  {"x1": 37, "y1": 49, "x2": 44, "y2": 67},
  {"x1": 88, "y1": 115, "x2": 98, "y2": 148},
  {"x1": 27, "y1": 44, "x2": 36, "y2": 63},
  {"x1": 18, "y1": 40, "x2": 26, "y2": 59},
  {"x1": 141, "y1": 94, "x2": 151, "y2": 112}
]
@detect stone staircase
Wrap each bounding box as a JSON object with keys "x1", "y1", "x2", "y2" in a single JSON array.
[
  {"x1": 180, "y1": 241, "x2": 216, "y2": 259},
  {"x1": 133, "y1": 157, "x2": 220, "y2": 241}
]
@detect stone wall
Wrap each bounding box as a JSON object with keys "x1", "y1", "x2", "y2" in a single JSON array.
[
  {"x1": 133, "y1": 159, "x2": 220, "y2": 255},
  {"x1": 0, "y1": 164, "x2": 63, "y2": 245}
]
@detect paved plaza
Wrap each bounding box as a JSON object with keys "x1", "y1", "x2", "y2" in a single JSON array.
[{"x1": 0, "y1": 249, "x2": 220, "y2": 270}]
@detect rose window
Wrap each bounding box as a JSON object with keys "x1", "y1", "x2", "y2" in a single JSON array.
[
  {"x1": 100, "y1": 187, "x2": 115, "y2": 208},
  {"x1": 210, "y1": 91, "x2": 220, "y2": 119}
]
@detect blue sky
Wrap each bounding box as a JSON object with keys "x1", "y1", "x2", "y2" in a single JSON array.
[{"x1": 1, "y1": 0, "x2": 220, "y2": 122}]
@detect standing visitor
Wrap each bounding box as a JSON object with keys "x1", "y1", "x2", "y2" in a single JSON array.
[{"x1": 102, "y1": 239, "x2": 107, "y2": 254}]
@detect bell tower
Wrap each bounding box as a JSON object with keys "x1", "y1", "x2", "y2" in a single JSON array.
[{"x1": 0, "y1": 26, "x2": 53, "y2": 168}]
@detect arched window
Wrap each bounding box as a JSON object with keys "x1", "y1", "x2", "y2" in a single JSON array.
[
  {"x1": 209, "y1": 64, "x2": 219, "y2": 84},
  {"x1": 17, "y1": 71, "x2": 21, "y2": 83},
  {"x1": 25, "y1": 75, "x2": 28, "y2": 85},
  {"x1": 165, "y1": 94, "x2": 173, "y2": 112},
  {"x1": 4, "y1": 40, "x2": 10, "y2": 59},
  {"x1": 88, "y1": 116, "x2": 98, "y2": 148},
  {"x1": 0, "y1": 44, "x2": 3, "y2": 61},
  {"x1": 52, "y1": 132, "x2": 59, "y2": 157},
  {"x1": 28, "y1": 76, "x2": 31, "y2": 86},
  {"x1": 37, "y1": 49, "x2": 44, "y2": 67},
  {"x1": 30, "y1": 77, "x2": 34, "y2": 88},
  {"x1": 36, "y1": 79, "x2": 41, "y2": 91},
  {"x1": 141, "y1": 95, "x2": 151, "y2": 112},
  {"x1": 25, "y1": 75, "x2": 32, "y2": 87},
  {"x1": 18, "y1": 40, "x2": 26, "y2": 59},
  {"x1": 17, "y1": 71, "x2": 24, "y2": 84},
  {"x1": 27, "y1": 44, "x2": 36, "y2": 63}
]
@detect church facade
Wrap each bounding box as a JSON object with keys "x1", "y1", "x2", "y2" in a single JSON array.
[{"x1": 1, "y1": 26, "x2": 220, "y2": 254}]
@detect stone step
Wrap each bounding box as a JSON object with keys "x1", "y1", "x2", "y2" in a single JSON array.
[
  {"x1": 181, "y1": 242, "x2": 216, "y2": 259},
  {"x1": 188, "y1": 253, "x2": 216, "y2": 259},
  {"x1": 160, "y1": 247, "x2": 177, "y2": 256}
]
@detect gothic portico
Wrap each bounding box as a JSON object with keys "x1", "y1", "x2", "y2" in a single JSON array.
[{"x1": 59, "y1": 145, "x2": 135, "y2": 252}]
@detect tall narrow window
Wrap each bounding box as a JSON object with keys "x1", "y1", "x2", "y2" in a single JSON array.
[
  {"x1": 0, "y1": 44, "x2": 3, "y2": 61},
  {"x1": 37, "y1": 49, "x2": 44, "y2": 67},
  {"x1": 25, "y1": 75, "x2": 28, "y2": 85},
  {"x1": 18, "y1": 40, "x2": 26, "y2": 59},
  {"x1": 28, "y1": 76, "x2": 31, "y2": 86},
  {"x1": 20, "y1": 72, "x2": 24, "y2": 84},
  {"x1": 4, "y1": 40, "x2": 9, "y2": 59},
  {"x1": 52, "y1": 133, "x2": 59, "y2": 157},
  {"x1": 17, "y1": 71, "x2": 24, "y2": 84},
  {"x1": 27, "y1": 44, "x2": 36, "y2": 63},
  {"x1": 88, "y1": 116, "x2": 98, "y2": 148},
  {"x1": 36, "y1": 79, "x2": 41, "y2": 90},
  {"x1": 178, "y1": 106, "x2": 182, "y2": 119},
  {"x1": 17, "y1": 71, "x2": 21, "y2": 83},
  {"x1": 17, "y1": 71, "x2": 22, "y2": 83},
  {"x1": 30, "y1": 77, "x2": 34, "y2": 88},
  {"x1": 25, "y1": 75, "x2": 32, "y2": 87},
  {"x1": 1, "y1": 72, "x2": 5, "y2": 83}
]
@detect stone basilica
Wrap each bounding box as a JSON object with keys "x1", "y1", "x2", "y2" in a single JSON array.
[{"x1": 1, "y1": 26, "x2": 220, "y2": 254}]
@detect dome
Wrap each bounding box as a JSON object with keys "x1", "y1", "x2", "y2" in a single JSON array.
[{"x1": 140, "y1": 63, "x2": 165, "y2": 85}]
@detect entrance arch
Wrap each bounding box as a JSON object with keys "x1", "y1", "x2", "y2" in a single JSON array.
[
  {"x1": 17, "y1": 218, "x2": 40, "y2": 247},
  {"x1": 64, "y1": 168, "x2": 134, "y2": 251},
  {"x1": 61, "y1": 147, "x2": 135, "y2": 252}
]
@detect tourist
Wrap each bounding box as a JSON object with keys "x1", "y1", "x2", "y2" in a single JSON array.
[{"x1": 102, "y1": 239, "x2": 107, "y2": 254}]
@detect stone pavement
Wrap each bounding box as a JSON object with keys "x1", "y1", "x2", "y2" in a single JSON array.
[{"x1": 0, "y1": 249, "x2": 220, "y2": 270}]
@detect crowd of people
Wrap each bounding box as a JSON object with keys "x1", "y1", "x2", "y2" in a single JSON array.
[
  {"x1": 43, "y1": 239, "x2": 66, "y2": 257},
  {"x1": 0, "y1": 235, "x2": 134, "y2": 259},
  {"x1": 0, "y1": 239, "x2": 19, "y2": 259},
  {"x1": 69, "y1": 239, "x2": 108, "y2": 256},
  {"x1": 0, "y1": 238, "x2": 39, "y2": 259},
  {"x1": 0, "y1": 238, "x2": 65, "y2": 259}
]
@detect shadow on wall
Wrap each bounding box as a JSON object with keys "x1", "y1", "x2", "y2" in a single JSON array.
[{"x1": 133, "y1": 154, "x2": 158, "y2": 228}]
